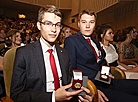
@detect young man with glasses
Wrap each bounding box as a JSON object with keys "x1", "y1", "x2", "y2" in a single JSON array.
[{"x1": 11, "y1": 5, "x2": 93, "y2": 102}]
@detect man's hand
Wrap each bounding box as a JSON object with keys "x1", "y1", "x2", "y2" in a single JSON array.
[
  {"x1": 78, "y1": 86, "x2": 93, "y2": 102},
  {"x1": 98, "y1": 90, "x2": 109, "y2": 102},
  {"x1": 55, "y1": 83, "x2": 83, "y2": 101},
  {"x1": 109, "y1": 74, "x2": 115, "y2": 79}
]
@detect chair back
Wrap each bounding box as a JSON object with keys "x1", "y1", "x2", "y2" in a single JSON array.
[
  {"x1": 111, "y1": 67, "x2": 126, "y2": 79},
  {"x1": 3, "y1": 46, "x2": 20, "y2": 97},
  {"x1": 87, "y1": 79, "x2": 98, "y2": 102},
  {"x1": 121, "y1": 61, "x2": 137, "y2": 65},
  {"x1": 0, "y1": 43, "x2": 5, "y2": 51}
]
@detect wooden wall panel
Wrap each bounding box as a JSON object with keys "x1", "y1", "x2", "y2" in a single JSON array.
[
  {"x1": 116, "y1": 17, "x2": 125, "y2": 30},
  {"x1": 71, "y1": 0, "x2": 80, "y2": 16},
  {"x1": 80, "y1": 0, "x2": 93, "y2": 12},
  {"x1": 59, "y1": 0, "x2": 71, "y2": 9},
  {"x1": 136, "y1": 11, "x2": 138, "y2": 29},
  {"x1": 37, "y1": 0, "x2": 56, "y2": 7},
  {"x1": 125, "y1": 13, "x2": 136, "y2": 27},
  {"x1": 79, "y1": 0, "x2": 119, "y2": 13},
  {"x1": 14, "y1": 0, "x2": 35, "y2": 4}
]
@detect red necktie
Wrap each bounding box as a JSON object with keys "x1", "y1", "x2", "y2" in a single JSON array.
[
  {"x1": 48, "y1": 49, "x2": 60, "y2": 90},
  {"x1": 86, "y1": 38, "x2": 98, "y2": 60}
]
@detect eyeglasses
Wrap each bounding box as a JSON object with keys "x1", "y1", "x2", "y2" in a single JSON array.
[{"x1": 39, "y1": 21, "x2": 63, "y2": 29}]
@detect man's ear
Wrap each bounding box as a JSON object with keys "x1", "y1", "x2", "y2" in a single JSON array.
[
  {"x1": 78, "y1": 21, "x2": 80, "y2": 28},
  {"x1": 37, "y1": 22, "x2": 41, "y2": 30}
]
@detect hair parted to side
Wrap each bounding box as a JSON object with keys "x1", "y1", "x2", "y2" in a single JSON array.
[
  {"x1": 122, "y1": 26, "x2": 136, "y2": 40},
  {"x1": 78, "y1": 9, "x2": 97, "y2": 21},
  {"x1": 38, "y1": 5, "x2": 62, "y2": 22},
  {"x1": 123, "y1": 26, "x2": 135, "y2": 35},
  {"x1": 95, "y1": 24, "x2": 112, "y2": 41},
  {"x1": 6, "y1": 29, "x2": 20, "y2": 47},
  {"x1": 7, "y1": 29, "x2": 19, "y2": 38}
]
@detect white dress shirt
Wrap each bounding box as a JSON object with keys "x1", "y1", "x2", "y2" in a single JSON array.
[
  {"x1": 100, "y1": 43, "x2": 118, "y2": 63},
  {"x1": 40, "y1": 38, "x2": 62, "y2": 102}
]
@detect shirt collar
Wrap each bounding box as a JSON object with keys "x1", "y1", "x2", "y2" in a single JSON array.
[
  {"x1": 82, "y1": 35, "x2": 91, "y2": 40},
  {"x1": 40, "y1": 38, "x2": 56, "y2": 53}
]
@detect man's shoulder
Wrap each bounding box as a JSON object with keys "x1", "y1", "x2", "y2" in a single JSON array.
[
  {"x1": 56, "y1": 45, "x2": 69, "y2": 53},
  {"x1": 17, "y1": 41, "x2": 38, "y2": 52},
  {"x1": 65, "y1": 32, "x2": 81, "y2": 41}
]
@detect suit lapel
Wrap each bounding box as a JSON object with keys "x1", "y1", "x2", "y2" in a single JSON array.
[
  {"x1": 90, "y1": 37, "x2": 105, "y2": 64},
  {"x1": 32, "y1": 40, "x2": 46, "y2": 89},
  {"x1": 56, "y1": 45, "x2": 68, "y2": 85},
  {"x1": 77, "y1": 32, "x2": 97, "y2": 60}
]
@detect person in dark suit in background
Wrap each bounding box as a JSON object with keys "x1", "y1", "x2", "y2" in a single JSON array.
[
  {"x1": 10, "y1": 5, "x2": 93, "y2": 102},
  {"x1": 64, "y1": 9, "x2": 138, "y2": 102}
]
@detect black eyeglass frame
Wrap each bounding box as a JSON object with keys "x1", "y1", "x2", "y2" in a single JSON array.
[{"x1": 39, "y1": 21, "x2": 63, "y2": 29}]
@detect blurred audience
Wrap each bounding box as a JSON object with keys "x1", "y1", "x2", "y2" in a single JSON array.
[
  {"x1": 22, "y1": 32, "x2": 31, "y2": 45},
  {"x1": 0, "y1": 28, "x2": 6, "y2": 44},
  {"x1": 30, "y1": 31, "x2": 37, "y2": 43}
]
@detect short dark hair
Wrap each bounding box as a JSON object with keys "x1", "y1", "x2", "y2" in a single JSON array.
[
  {"x1": 78, "y1": 9, "x2": 97, "y2": 21},
  {"x1": 38, "y1": 5, "x2": 62, "y2": 22}
]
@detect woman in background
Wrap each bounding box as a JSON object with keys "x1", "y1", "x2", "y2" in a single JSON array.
[
  {"x1": 119, "y1": 26, "x2": 138, "y2": 63},
  {"x1": 59, "y1": 27, "x2": 72, "y2": 48},
  {"x1": 96, "y1": 25, "x2": 138, "y2": 78},
  {"x1": 0, "y1": 29, "x2": 22, "y2": 70},
  {"x1": 0, "y1": 29, "x2": 22, "y2": 98}
]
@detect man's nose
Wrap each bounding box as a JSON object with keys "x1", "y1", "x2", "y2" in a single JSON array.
[
  {"x1": 86, "y1": 23, "x2": 90, "y2": 28},
  {"x1": 51, "y1": 25, "x2": 56, "y2": 33}
]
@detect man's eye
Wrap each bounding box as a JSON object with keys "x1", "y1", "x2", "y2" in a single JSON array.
[
  {"x1": 45, "y1": 22, "x2": 51, "y2": 25},
  {"x1": 90, "y1": 21, "x2": 95, "y2": 23},
  {"x1": 82, "y1": 21, "x2": 86, "y2": 23},
  {"x1": 56, "y1": 23, "x2": 61, "y2": 27}
]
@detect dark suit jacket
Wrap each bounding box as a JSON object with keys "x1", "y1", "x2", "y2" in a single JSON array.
[
  {"x1": 10, "y1": 40, "x2": 72, "y2": 102},
  {"x1": 64, "y1": 32, "x2": 107, "y2": 82}
]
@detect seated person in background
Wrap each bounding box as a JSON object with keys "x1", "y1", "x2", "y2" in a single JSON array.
[
  {"x1": 10, "y1": 5, "x2": 93, "y2": 102},
  {"x1": 96, "y1": 24, "x2": 138, "y2": 79},
  {"x1": 112, "y1": 29, "x2": 124, "y2": 51},
  {"x1": 6, "y1": 29, "x2": 22, "y2": 48},
  {"x1": 22, "y1": 32, "x2": 31, "y2": 45},
  {"x1": 0, "y1": 28, "x2": 6, "y2": 44},
  {"x1": 0, "y1": 29, "x2": 22, "y2": 70},
  {"x1": 30, "y1": 31, "x2": 37, "y2": 43},
  {"x1": 62, "y1": 27, "x2": 72, "y2": 38},
  {"x1": 64, "y1": 9, "x2": 138, "y2": 102},
  {"x1": 96, "y1": 24, "x2": 138, "y2": 72},
  {"x1": 59, "y1": 27, "x2": 72, "y2": 48},
  {"x1": 119, "y1": 26, "x2": 138, "y2": 63}
]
